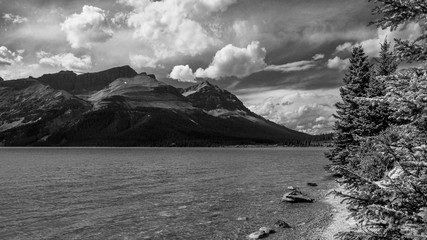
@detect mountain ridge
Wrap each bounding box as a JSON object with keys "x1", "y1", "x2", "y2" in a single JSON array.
[{"x1": 0, "y1": 66, "x2": 313, "y2": 146}]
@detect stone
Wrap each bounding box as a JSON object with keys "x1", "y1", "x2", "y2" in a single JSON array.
[
  {"x1": 275, "y1": 220, "x2": 292, "y2": 229},
  {"x1": 237, "y1": 216, "x2": 249, "y2": 221},
  {"x1": 247, "y1": 230, "x2": 268, "y2": 239},
  {"x1": 287, "y1": 186, "x2": 296, "y2": 190},
  {"x1": 281, "y1": 190, "x2": 314, "y2": 203},
  {"x1": 259, "y1": 227, "x2": 275, "y2": 234},
  {"x1": 307, "y1": 182, "x2": 318, "y2": 187}
]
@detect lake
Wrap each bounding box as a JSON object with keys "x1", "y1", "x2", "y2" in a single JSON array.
[{"x1": 0, "y1": 147, "x2": 333, "y2": 240}]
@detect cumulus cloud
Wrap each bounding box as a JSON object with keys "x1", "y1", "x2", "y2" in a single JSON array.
[
  {"x1": 327, "y1": 56, "x2": 350, "y2": 71},
  {"x1": 168, "y1": 44, "x2": 326, "y2": 81},
  {"x1": 0, "y1": 64, "x2": 40, "y2": 80},
  {"x1": 61, "y1": 5, "x2": 114, "y2": 49},
  {"x1": 111, "y1": 12, "x2": 129, "y2": 27},
  {"x1": 121, "y1": 0, "x2": 238, "y2": 60},
  {"x1": 248, "y1": 91, "x2": 339, "y2": 134},
  {"x1": 37, "y1": 52, "x2": 92, "y2": 71},
  {"x1": 169, "y1": 65, "x2": 197, "y2": 83},
  {"x1": 0, "y1": 47, "x2": 39, "y2": 80},
  {"x1": 0, "y1": 46, "x2": 24, "y2": 66},
  {"x1": 265, "y1": 53, "x2": 324, "y2": 73},
  {"x1": 2, "y1": 13, "x2": 28, "y2": 24},
  {"x1": 195, "y1": 41, "x2": 267, "y2": 79}
]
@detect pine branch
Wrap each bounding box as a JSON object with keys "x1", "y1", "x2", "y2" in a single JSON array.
[{"x1": 400, "y1": 161, "x2": 427, "y2": 168}]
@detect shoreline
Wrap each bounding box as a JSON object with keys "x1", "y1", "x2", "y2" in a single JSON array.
[{"x1": 311, "y1": 183, "x2": 355, "y2": 240}]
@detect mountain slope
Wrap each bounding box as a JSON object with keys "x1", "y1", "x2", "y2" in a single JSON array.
[
  {"x1": 89, "y1": 73, "x2": 194, "y2": 110},
  {"x1": 182, "y1": 81, "x2": 249, "y2": 112},
  {"x1": 0, "y1": 80, "x2": 90, "y2": 145},
  {"x1": 0, "y1": 67, "x2": 311, "y2": 146},
  {"x1": 60, "y1": 78, "x2": 307, "y2": 146}
]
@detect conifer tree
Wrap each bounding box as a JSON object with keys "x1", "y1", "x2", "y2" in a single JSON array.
[
  {"x1": 327, "y1": 46, "x2": 372, "y2": 166},
  {"x1": 356, "y1": 39, "x2": 398, "y2": 138},
  {"x1": 330, "y1": 1, "x2": 427, "y2": 239},
  {"x1": 374, "y1": 39, "x2": 398, "y2": 77},
  {"x1": 369, "y1": 0, "x2": 427, "y2": 62}
]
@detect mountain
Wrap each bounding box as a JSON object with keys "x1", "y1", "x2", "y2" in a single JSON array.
[
  {"x1": 89, "y1": 73, "x2": 193, "y2": 110},
  {"x1": 0, "y1": 66, "x2": 311, "y2": 146},
  {"x1": 182, "y1": 81, "x2": 247, "y2": 111},
  {"x1": 38, "y1": 65, "x2": 137, "y2": 95},
  {"x1": 0, "y1": 80, "x2": 90, "y2": 145}
]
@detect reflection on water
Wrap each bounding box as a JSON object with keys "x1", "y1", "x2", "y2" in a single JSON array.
[{"x1": 0, "y1": 147, "x2": 331, "y2": 240}]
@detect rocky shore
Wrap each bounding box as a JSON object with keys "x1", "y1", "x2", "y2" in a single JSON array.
[{"x1": 243, "y1": 180, "x2": 352, "y2": 240}]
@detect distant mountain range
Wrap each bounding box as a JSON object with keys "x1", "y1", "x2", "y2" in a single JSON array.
[{"x1": 0, "y1": 66, "x2": 318, "y2": 146}]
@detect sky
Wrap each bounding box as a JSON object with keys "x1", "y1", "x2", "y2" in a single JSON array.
[{"x1": 0, "y1": 0, "x2": 423, "y2": 134}]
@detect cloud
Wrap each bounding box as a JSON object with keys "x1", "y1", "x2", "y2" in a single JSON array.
[
  {"x1": 38, "y1": 52, "x2": 92, "y2": 71},
  {"x1": 121, "y1": 0, "x2": 238, "y2": 60},
  {"x1": 2, "y1": 13, "x2": 28, "y2": 24},
  {"x1": 248, "y1": 90, "x2": 339, "y2": 134},
  {"x1": 169, "y1": 65, "x2": 197, "y2": 83},
  {"x1": 0, "y1": 46, "x2": 40, "y2": 80},
  {"x1": 312, "y1": 54, "x2": 325, "y2": 60},
  {"x1": 111, "y1": 12, "x2": 129, "y2": 27},
  {"x1": 194, "y1": 41, "x2": 267, "y2": 79},
  {"x1": 327, "y1": 56, "x2": 350, "y2": 71},
  {"x1": 361, "y1": 23, "x2": 422, "y2": 57},
  {"x1": 61, "y1": 5, "x2": 114, "y2": 49},
  {"x1": 335, "y1": 42, "x2": 353, "y2": 53},
  {"x1": 0, "y1": 64, "x2": 40, "y2": 80},
  {"x1": 333, "y1": 23, "x2": 423, "y2": 57},
  {"x1": 130, "y1": 54, "x2": 159, "y2": 69},
  {"x1": 265, "y1": 53, "x2": 324, "y2": 73},
  {"x1": 168, "y1": 45, "x2": 325, "y2": 81},
  {"x1": 0, "y1": 46, "x2": 24, "y2": 66},
  {"x1": 266, "y1": 60, "x2": 316, "y2": 73}
]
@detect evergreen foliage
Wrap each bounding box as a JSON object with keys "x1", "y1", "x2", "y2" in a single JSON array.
[
  {"x1": 333, "y1": 70, "x2": 427, "y2": 240},
  {"x1": 374, "y1": 39, "x2": 398, "y2": 78},
  {"x1": 327, "y1": 46, "x2": 372, "y2": 166},
  {"x1": 328, "y1": 1, "x2": 427, "y2": 239},
  {"x1": 369, "y1": 0, "x2": 427, "y2": 62}
]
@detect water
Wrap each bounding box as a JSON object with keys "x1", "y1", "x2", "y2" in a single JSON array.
[{"x1": 0, "y1": 147, "x2": 332, "y2": 240}]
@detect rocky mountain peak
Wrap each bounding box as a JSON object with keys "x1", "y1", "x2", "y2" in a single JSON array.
[
  {"x1": 182, "y1": 81, "x2": 250, "y2": 113},
  {"x1": 0, "y1": 76, "x2": 4, "y2": 82}
]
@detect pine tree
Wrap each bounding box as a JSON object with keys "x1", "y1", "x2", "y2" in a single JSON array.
[
  {"x1": 330, "y1": 1, "x2": 427, "y2": 239},
  {"x1": 369, "y1": 0, "x2": 427, "y2": 62},
  {"x1": 327, "y1": 46, "x2": 372, "y2": 166},
  {"x1": 355, "y1": 39, "x2": 399, "y2": 139},
  {"x1": 374, "y1": 39, "x2": 398, "y2": 77}
]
